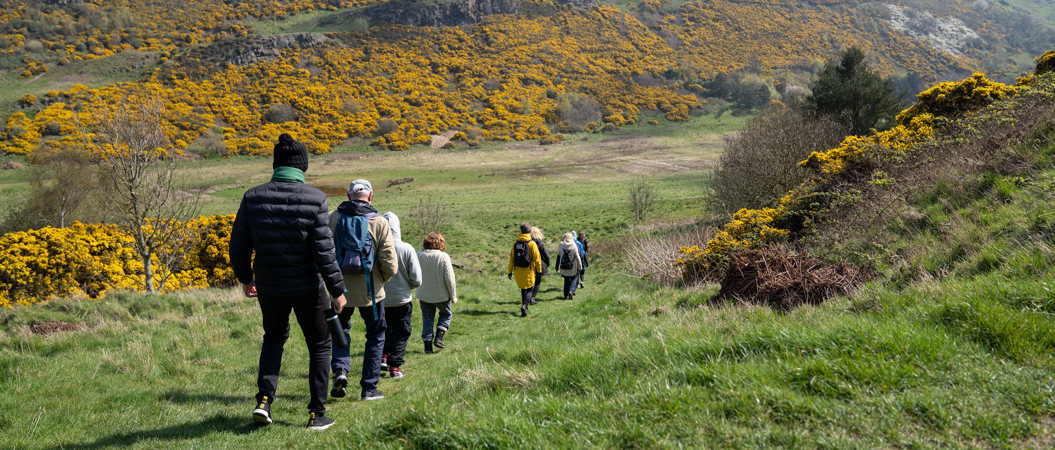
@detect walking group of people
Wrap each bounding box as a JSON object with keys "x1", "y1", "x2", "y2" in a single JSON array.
[
  {"x1": 229, "y1": 134, "x2": 458, "y2": 430},
  {"x1": 507, "y1": 223, "x2": 588, "y2": 316},
  {"x1": 229, "y1": 134, "x2": 590, "y2": 430}
]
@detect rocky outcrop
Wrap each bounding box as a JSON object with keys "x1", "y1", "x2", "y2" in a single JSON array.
[
  {"x1": 360, "y1": 0, "x2": 520, "y2": 28},
  {"x1": 554, "y1": 0, "x2": 599, "y2": 8},
  {"x1": 320, "y1": 0, "x2": 599, "y2": 29},
  {"x1": 886, "y1": 4, "x2": 980, "y2": 56},
  {"x1": 225, "y1": 33, "x2": 332, "y2": 66}
]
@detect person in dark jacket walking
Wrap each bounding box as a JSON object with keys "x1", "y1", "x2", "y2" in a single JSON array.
[
  {"x1": 229, "y1": 133, "x2": 347, "y2": 431},
  {"x1": 528, "y1": 226, "x2": 549, "y2": 304}
]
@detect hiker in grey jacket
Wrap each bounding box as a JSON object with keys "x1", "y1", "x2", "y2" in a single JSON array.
[
  {"x1": 416, "y1": 232, "x2": 457, "y2": 353},
  {"x1": 380, "y1": 212, "x2": 421, "y2": 378},
  {"x1": 554, "y1": 231, "x2": 583, "y2": 300}
]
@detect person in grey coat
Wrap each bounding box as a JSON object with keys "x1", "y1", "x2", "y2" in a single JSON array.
[{"x1": 380, "y1": 212, "x2": 421, "y2": 379}]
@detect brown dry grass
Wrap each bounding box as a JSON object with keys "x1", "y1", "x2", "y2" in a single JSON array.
[{"x1": 620, "y1": 223, "x2": 717, "y2": 286}]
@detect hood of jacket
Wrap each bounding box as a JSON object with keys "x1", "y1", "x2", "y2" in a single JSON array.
[
  {"x1": 517, "y1": 233, "x2": 532, "y2": 242},
  {"x1": 337, "y1": 199, "x2": 376, "y2": 216},
  {"x1": 383, "y1": 211, "x2": 402, "y2": 243}
]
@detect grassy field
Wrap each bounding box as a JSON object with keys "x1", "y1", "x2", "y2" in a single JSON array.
[
  {"x1": 2, "y1": 250, "x2": 1054, "y2": 447},
  {"x1": 0, "y1": 51, "x2": 158, "y2": 119},
  {"x1": 3, "y1": 110, "x2": 1055, "y2": 447}
]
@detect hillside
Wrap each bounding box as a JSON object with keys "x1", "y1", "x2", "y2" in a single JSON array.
[
  {"x1": 2, "y1": 69, "x2": 1055, "y2": 446},
  {"x1": 0, "y1": 0, "x2": 1051, "y2": 157}
]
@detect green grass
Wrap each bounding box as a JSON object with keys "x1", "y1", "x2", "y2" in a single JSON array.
[
  {"x1": 3, "y1": 112, "x2": 1055, "y2": 447},
  {"x1": 243, "y1": 8, "x2": 364, "y2": 36},
  {"x1": 1002, "y1": 0, "x2": 1055, "y2": 28},
  {"x1": 0, "y1": 51, "x2": 157, "y2": 118},
  {"x1": 2, "y1": 264, "x2": 1053, "y2": 447}
]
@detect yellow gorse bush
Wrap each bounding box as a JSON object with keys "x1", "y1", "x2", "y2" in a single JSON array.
[
  {"x1": 895, "y1": 73, "x2": 1016, "y2": 126},
  {"x1": 0, "y1": 214, "x2": 236, "y2": 308},
  {"x1": 1, "y1": 0, "x2": 381, "y2": 76},
  {"x1": 3, "y1": 0, "x2": 988, "y2": 156},
  {"x1": 676, "y1": 70, "x2": 1026, "y2": 277}
]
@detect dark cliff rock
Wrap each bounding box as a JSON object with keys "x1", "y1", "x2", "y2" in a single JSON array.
[
  {"x1": 225, "y1": 33, "x2": 332, "y2": 66},
  {"x1": 361, "y1": 0, "x2": 520, "y2": 28},
  {"x1": 319, "y1": 0, "x2": 599, "y2": 29}
]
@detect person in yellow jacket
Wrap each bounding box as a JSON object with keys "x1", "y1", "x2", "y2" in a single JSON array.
[{"x1": 507, "y1": 222, "x2": 542, "y2": 317}]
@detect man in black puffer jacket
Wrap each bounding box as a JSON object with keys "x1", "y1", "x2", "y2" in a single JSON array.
[{"x1": 229, "y1": 133, "x2": 347, "y2": 431}]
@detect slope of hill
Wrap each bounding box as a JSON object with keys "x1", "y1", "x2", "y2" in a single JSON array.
[
  {"x1": 1, "y1": 69, "x2": 1054, "y2": 445},
  {"x1": 0, "y1": 0, "x2": 1051, "y2": 157}
]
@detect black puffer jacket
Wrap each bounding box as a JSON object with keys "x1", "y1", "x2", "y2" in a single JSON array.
[{"x1": 229, "y1": 181, "x2": 345, "y2": 299}]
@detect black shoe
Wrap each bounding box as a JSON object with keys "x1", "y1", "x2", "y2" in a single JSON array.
[
  {"x1": 361, "y1": 389, "x2": 384, "y2": 401},
  {"x1": 520, "y1": 305, "x2": 527, "y2": 317},
  {"x1": 252, "y1": 396, "x2": 273, "y2": 425},
  {"x1": 330, "y1": 369, "x2": 348, "y2": 398},
  {"x1": 433, "y1": 328, "x2": 446, "y2": 349},
  {"x1": 380, "y1": 354, "x2": 389, "y2": 371},
  {"x1": 307, "y1": 411, "x2": 335, "y2": 430},
  {"x1": 424, "y1": 340, "x2": 434, "y2": 354}
]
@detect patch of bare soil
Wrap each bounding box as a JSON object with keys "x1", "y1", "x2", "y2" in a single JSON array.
[
  {"x1": 30, "y1": 320, "x2": 86, "y2": 336},
  {"x1": 430, "y1": 131, "x2": 457, "y2": 148}
]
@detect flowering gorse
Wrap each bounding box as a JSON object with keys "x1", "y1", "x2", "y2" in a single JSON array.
[{"x1": 0, "y1": 214, "x2": 235, "y2": 308}]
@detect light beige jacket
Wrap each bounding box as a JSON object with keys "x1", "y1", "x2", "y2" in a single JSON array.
[{"x1": 416, "y1": 249, "x2": 457, "y2": 304}]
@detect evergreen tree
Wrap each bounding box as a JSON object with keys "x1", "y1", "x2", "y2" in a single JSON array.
[{"x1": 807, "y1": 47, "x2": 903, "y2": 135}]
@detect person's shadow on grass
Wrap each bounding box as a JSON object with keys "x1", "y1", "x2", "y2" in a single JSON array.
[{"x1": 64, "y1": 414, "x2": 260, "y2": 448}]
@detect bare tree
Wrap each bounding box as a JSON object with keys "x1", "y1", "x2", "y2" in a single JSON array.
[
  {"x1": 411, "y1": 193, "x2": 448, "y2": 235},
  {"x1": 82, "y1": 94, "x2": 201, "y2": 293},
  {"x1": 710, "y1": 106, "x2": 847, "y2": 215},
  {"x1": 628, "y1": 179, "x2": 658, "y2": 222},
  {"x1": 32, "y1": 148, "x2": 100, "y2": 228}
]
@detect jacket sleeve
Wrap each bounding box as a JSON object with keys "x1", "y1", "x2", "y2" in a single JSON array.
[
  {"x1": 508, "y1": 244, "x2": 515, "y2": 274},
  {"x1": 311, "y1": 203, "x2": 345, "y2": 299},
  {"x1": 443, "y1": 252, "x2": 457, "y2": 303},
  {"x1": 406, "y1": 248, "x2": 422, "y2": 289},
  {"x1": 229, "y1": 196, "x2": 254, "y2": 285},
  {"x1": 538, "y1": 242, "x2": 550, "y2": 268},
  {"x1": 372, "y1": 217, "x2": 398, "y2": 284}
]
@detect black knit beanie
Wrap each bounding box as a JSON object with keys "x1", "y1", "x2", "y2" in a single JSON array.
[{"x1": 273, "y1": 133, "x2": 309, "y2": 172}]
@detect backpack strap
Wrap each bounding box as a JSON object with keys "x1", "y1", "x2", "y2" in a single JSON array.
[{"x1": 361, "y1": 212, "x2": 380, "y2": 320}]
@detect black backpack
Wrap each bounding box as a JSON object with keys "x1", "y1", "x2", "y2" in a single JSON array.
[
  {"x1": 559, "y1": 248, "x2": 574, "y2": 270},
  {"x1": 513, "y1": 241, "x2": 531, "y2": 267}
]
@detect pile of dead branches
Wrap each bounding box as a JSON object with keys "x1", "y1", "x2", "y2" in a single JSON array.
[{"x1": 715, "y1": 247, "x2": 873, "y2": 310}]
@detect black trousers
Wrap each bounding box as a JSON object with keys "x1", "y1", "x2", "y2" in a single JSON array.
[
  {"x1": 530, "y1": 272, "x2": 544, "y2": 301},
  {"x1": 256, "y1": 284, "x2": 331, "y2": 414},
  {"x1": 383, "y1": 302, "x2": 413, "y2": 368},
  {"x1": 521, "y1": 288, "x2": 533, "y2": 306}
]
